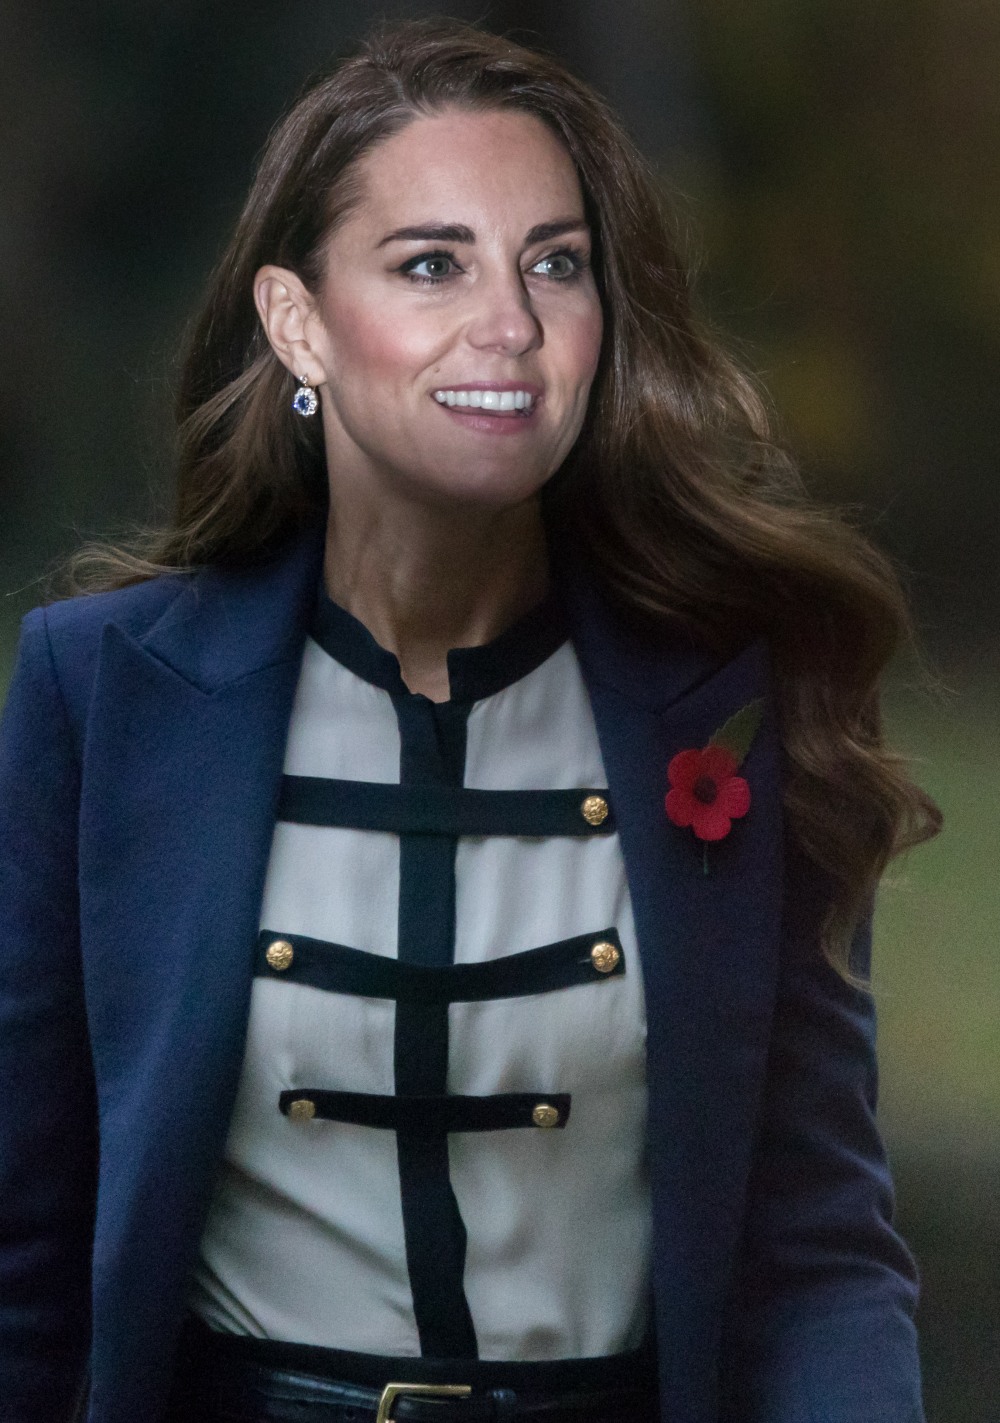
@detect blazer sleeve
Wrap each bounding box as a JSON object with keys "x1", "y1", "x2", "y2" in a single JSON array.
[
  {"x1": 0, "y1": 608, "x2": 97, "y2": 1422},
  {"x1": 720, "y1": 843, "x2": 925, "y2": 1423}
]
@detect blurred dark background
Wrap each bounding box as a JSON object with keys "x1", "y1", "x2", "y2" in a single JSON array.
[{"x1": 2, "y1": 2, "x2": 997, "y2": 1417}]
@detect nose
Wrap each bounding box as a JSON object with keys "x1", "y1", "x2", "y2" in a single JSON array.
[{"x1": 465, "y1": 268, "x2": 542, "y2": 357}]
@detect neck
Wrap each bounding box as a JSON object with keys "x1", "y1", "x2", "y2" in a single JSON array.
[{"x1": 322, "y1": 492, "x2": 549, "y2": 701}]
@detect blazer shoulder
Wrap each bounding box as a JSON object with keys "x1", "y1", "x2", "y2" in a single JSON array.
[
  {"x1": 44, "y1": 571, "x2": 187, "y2": 633},
  {"x1": 568, "y1": 587, "x2": 772, "y2": 713},
  {"x1": 23, "y1": 575, "x2": 190, "y2": 739},
  {"x1": 40, "y1": 572, "x2": 188, "y2": 659}
]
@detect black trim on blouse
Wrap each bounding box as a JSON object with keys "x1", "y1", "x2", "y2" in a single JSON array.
[
  {"x1": 310, "y1": 584, "x2": 569, "y2": 704},
  {"x1": 255, "y1": 928, "x2": 625, "y2": 1001},
  {"x1": 279, "y1": 1091, "x2": 572, "y2": 1135},
  {"x1": 277, "y1": 779, "x2": 615, "y2": 837},
  {"x1": 391, "y1": 694, "x2": 475, "y2": 1354}
]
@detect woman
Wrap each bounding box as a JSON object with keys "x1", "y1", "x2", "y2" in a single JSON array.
[{"x1": 0, "y1": 19, "x2": 938, "y2": 1423}]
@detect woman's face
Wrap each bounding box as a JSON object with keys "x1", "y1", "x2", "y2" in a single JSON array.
[{"x1": 295, "y1": 107, "x2": 603, "y2": 513}]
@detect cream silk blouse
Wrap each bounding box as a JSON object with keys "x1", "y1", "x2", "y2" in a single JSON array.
[{"x1": 190, "y1": 592, "x2": 651, "y2": 1361}]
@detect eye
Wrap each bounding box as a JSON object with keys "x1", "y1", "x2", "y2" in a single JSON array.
[
  {"x1": 529, "y1": 249, "x2": 586, "y2": 281},
  {"x1": 400, "y1": 251, "x2": 460, "y2": 284}
]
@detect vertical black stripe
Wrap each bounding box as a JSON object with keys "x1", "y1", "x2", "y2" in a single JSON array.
[{"x1": 393, "y1": 696, "x2": 477, "y2": 1357}]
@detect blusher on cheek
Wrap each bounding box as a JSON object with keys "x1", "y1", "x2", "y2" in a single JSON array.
[
  {"x1": 330, "y1": 297, "x2": 446, "y2": 395},
  {"x1": 324, "y1": 292, "x2": 401, "y2": 381}
]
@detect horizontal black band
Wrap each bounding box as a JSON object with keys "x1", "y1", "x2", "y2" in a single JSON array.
[
  {"x1": 255, "y1": 928, "x2": 625, "y2": 1002},
  {"x1": 277, "y1": 777, "x2": 614, "y2": 837},
  {"x1": 279, "y1": 1090, "x2": 571, "y2": 1135}
]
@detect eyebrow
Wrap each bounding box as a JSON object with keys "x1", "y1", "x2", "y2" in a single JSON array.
[{"x1": 376, "y1": 218, "x2": 589, "y2": 248}]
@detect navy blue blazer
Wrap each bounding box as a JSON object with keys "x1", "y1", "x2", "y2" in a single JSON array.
[{"x1": 0, "y1": 528, "x2": 923, "y2": 1423}]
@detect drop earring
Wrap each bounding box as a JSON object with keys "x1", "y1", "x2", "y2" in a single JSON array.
[{"x1": 292, "y1": 374, "x2": 318, "y2": 418}]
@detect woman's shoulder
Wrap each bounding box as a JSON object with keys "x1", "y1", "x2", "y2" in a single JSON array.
[
  {"x1": 21, "y1": 530, "x2": 324, "y2": 721},
  {"x1": 41, "y1": 571, "x2": 190, "y2": 639},
  {"x1": 15, "y1": 573, "x2": 192, "y2": 729},
  {"x1": 34, "y1": 571, "x2": 189, "y2": 662}
]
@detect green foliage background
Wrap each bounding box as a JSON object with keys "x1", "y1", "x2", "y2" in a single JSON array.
[{"x1": 689, "y1": 10, "x2": 1000, "y2": 1410}]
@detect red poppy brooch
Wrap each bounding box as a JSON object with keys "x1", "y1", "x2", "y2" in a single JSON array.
[{"x1": 665, "y1": 699, "x2": 763, "y2": 864}]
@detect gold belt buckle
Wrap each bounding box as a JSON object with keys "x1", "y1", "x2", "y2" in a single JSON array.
[{"x1": 376, "y1": 1382, "x2": 473, "y2": 1423}]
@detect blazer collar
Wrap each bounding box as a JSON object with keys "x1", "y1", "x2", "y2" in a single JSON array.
[
  {"x1": 558, "y1": 555, "x2": 719, "y2": 710},
  {"x1": 134, "y1": 523, "x2": 714, "y2": 710},
  {"x1": 136, "y1": 524, "x2": 326, "y2": 692}
]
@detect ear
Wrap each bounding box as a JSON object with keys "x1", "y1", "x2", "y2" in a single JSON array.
[{"x1": 254, "y1": 265, "x2": 324, "y2": 386}]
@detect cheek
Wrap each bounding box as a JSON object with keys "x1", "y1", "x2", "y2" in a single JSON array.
[
  {"x1": 560, "y1": 301, "x2": 604, "y2": 390},
  {"x1": 556, "y1": 319, "x2": 603, "y2": 418},
  {"x1": 323, "y1": 293, "x2": 441, "y2": 388}
]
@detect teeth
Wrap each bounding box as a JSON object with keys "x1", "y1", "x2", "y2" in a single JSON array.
[{"x1": 432, "y1": 389, "x2": 535, "y2": 412}]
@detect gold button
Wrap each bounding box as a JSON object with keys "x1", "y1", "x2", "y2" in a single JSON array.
[
  {"x1": 288, "y1": 1098, "x2": 316, "y2": 1121},
  {"x1": 580, "y1": 795, "x2": 609, "y2": 827},
  {"x1": 532, "y1": 1103, "x2": 560, "y2": 1128},
  {"x1": 590, "y1": 940, "x2": 620, "y2": 974},
  {"x1": 266, "y1": 939, "x2": 294, "y2": 971}
]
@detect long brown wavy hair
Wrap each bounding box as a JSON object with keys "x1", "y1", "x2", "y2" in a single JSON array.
[{"x1": 67, "y1": 17, "x2": 939, "y2": 965}]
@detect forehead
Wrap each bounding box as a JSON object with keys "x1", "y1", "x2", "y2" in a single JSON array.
[{"x1": 345, "y1": 108, "x2": 585, "y2": 235}]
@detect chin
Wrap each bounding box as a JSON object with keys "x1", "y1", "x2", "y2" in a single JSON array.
[
  {"x1": 398, "y1": 458, "x2": 555, "y2": 513},
  {"x1": 429, "y1": 473, "x2": 552, "y2": 514}
]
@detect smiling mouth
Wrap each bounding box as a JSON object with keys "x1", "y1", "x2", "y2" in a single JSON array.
[{"x1": 432, "y1": 387, "x2": 537, "y2": 416}]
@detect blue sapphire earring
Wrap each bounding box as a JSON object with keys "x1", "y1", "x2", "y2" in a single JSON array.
[{"x1": 292, "y1": 374, "x2": 318, "y2": 418}]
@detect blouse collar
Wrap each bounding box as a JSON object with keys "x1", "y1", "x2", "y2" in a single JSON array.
[{"x1": 310, "y1": 583, "x2": 569, "y2": 704}]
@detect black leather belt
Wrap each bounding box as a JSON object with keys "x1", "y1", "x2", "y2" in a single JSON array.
[{"x1": 167, "y1": 1318, "x2": 659, "y2": 1423}]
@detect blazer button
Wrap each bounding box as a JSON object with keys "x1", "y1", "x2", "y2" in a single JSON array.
[
  {"x1": 266, "y1": 939, "x2": 295, "y2": 971},
  {"x1": 590, "y1": 940, "x2": 620, "y2": 974},
  {"x1": 288, "y1": 1098, "x2": 316, "y2": 1121},
  {"x1": 532, "y1": 1103, "x2": 560, "y2": 1128},
  {"x1": 580, "y1": 795, "x2": 609, "y2": 827}
]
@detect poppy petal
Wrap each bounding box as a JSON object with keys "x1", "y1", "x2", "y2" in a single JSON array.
[
  {"x1": 692, "y1": 804, "x2": 733, "y2": 841},
  {"x1": 667, "y1": 748, "x2": 705, "y2": 791},
  {"x1": 701, "y1": 744, "x2": 738, "y2": 781},
  {"x1": 718, "y1": 775, "x2": 751, "y2": 818},
  {"x1": 665, "y1": 787, "x2": 696, "y2": 827}
]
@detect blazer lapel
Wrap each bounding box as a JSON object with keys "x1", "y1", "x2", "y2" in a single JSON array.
[
  {"x1": 566, "y1": 577, "x2": 784, "y2": 1423},
  {"x1": 80, "y1": 530, "x2": 324, "y2": 1422}
]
